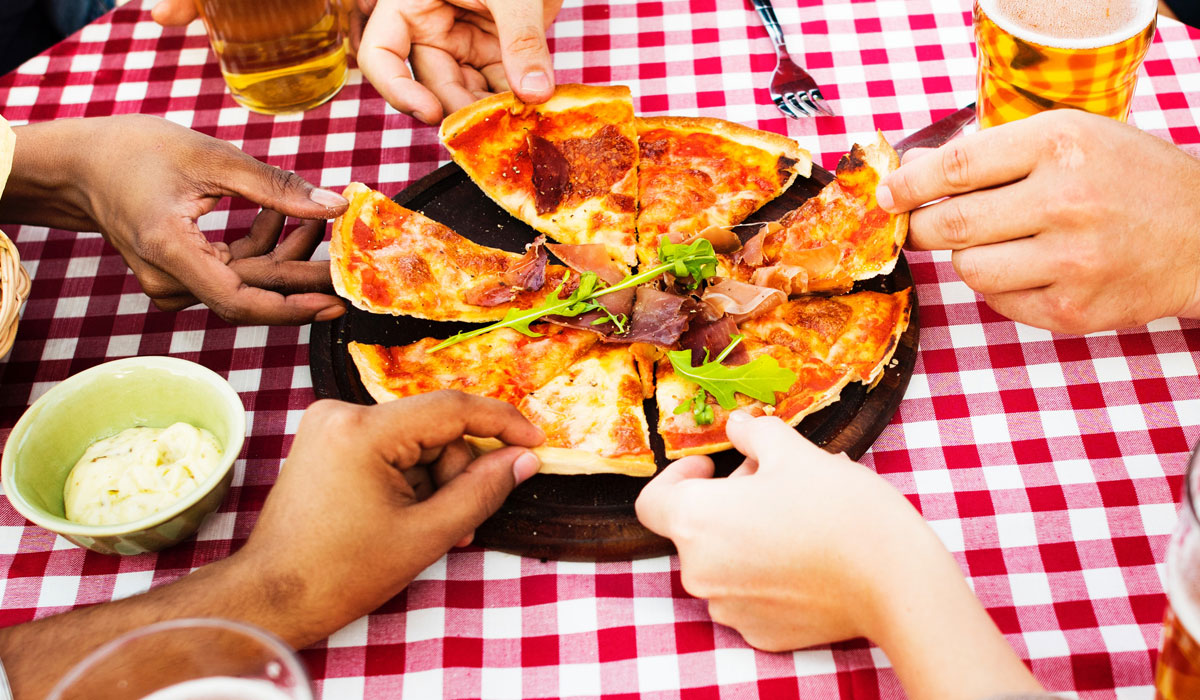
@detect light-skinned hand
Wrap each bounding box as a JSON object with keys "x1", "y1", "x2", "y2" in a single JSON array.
[
  {"x1": 876, "y1": 109, "x2": 1200, "y2": 335},
  {"x1": 152, "y1": 0, "x2": 561, "y2": 124},
  {"x1": 635, "y1": 412, "x2": 1043, "y2": 700},
  {"x1": 0, "y1": 115, "x2": 350, "y2": 325}
]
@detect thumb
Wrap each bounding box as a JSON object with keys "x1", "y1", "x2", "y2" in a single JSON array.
[
  {"x1": 218, "y1": 149, "x2": 349, "y2": 220},
  {"x1": 489, "y1": 0, "x2": 555, "y2": 103},
  {"x1": 635, "y1": 455, "x2": 714, "y2": 537},
  {"x1": 408, "y1": 446, "x2": 540, "y2": 550},
  {"x1": 151, "y1": 0, "x2": 200, "y2": 26}
]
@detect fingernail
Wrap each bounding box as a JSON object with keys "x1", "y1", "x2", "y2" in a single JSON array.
[
  {"x1": 728, "y1": 411, "x2": 752, "y2": 423},
  {"x1": 412, "y1": 111, "x2": 432, "y2": 125},
  {"x1": 315, "y1": 305, "x2": 345, "y2": 322},
  {"x1": 513, "y1": 451, "x2": 541, "y2": 484},
  {"x1": 521, "y1": 71, "x2": 550, "y2": 94},
  {"x1": 310, "y1": 188, "x2": 348, "y2": 208},
  {"x1": 875, "y1": 183, "x2": 895, "y2": 212}
]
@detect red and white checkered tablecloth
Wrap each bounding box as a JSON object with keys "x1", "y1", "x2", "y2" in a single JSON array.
[{"x1": 2, "y1": 0, "x2": 1200, "y2": 697}]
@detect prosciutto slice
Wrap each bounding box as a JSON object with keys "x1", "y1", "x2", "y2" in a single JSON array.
[
  {"x1": 733, "y1": 222, "x2": 783, "y2": 266},
  {"x1": 618, "y1": 287, "x2": 694, "y2": 346},
  {"x1": 546, "y1": 242, "x2": 625, "y2": 285},
  {"x1": 462, "y1": 235, "x2": 549, "y2": 307},
  {"x1": 701, "y1": 279, "x2": 786, "y2": 323},
  {"x1": 665, "y1": 226, "x2": 743, "y2": 255},
  {"x1": 677, "y1": 315, "x2": 749, "y2": 366}
]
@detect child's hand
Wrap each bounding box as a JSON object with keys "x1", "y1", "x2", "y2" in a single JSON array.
[{"x1": 2, "y1": 115, "x2": 350, "y2": 325}]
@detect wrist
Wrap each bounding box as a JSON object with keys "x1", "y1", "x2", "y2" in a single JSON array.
[{"x1": 0, "y1": 119, "x2": 96, "y2": 228}]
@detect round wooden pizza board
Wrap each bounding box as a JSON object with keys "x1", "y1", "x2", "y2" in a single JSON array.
[{"x1": 310, "y1": 161, "x2": 920, "y2": 561}]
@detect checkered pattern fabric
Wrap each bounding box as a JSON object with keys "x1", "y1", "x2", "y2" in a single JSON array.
[
  {"x1": 975, "y1": 2, "x2": 1157, "y2": 127},
  {"x1": 1, "y1": 1, "x2": 1200, "y2": 697}
]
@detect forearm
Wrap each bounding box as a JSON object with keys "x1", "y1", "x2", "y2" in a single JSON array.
[
  {"x1": 0, "y1": 118, "x2": 97, "y2": 231},
  {"x1": 0, "y1": 553, "x2": 335, "y2": 699},
  {"x1": 868, "y1": 525, "x2": 1043, "y2": 700}
]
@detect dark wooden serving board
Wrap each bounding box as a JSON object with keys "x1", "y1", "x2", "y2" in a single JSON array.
[{"x1": 310, "y1": 162, "x2": 920, "y2": 561}]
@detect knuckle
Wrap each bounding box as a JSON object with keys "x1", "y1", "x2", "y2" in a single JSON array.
[
  {"x1": 505, "y1": 28, "x2": 545, "y2": 57},
  {"x1": 937, "y1": 201, "x2": 973, "y2": 247},
  {"x1": 208, "y1": 297, "x2": 248, "y2": 325},
  {"x1": 939, "y1": 142, "x2": 973, "y2": 189}
]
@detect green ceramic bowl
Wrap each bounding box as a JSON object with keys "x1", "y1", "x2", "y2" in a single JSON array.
[{"x1": 2, "y1": 357, "x2": 246, "y2": 555}]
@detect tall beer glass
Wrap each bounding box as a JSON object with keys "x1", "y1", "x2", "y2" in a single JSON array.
[
  {"x1": 1156, "y1": 443, "x2": 1200, "y2": 699},
  {"x1": 974, "y1": 0, "x2": 1157, "y2": 128},
  {"x1": 194, "y1": 0, "x2": 348, "y2": 115}
]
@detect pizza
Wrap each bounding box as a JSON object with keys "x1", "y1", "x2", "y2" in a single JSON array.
[
  {"x1": 654, "y1": 290, "x2": 911, "y2": 458},
  {"x1": 724, "y1": 132, "x2": 906, "y2": 294},
  {"x1": 349, "y1": 328, "x2": 654, "y2": 476},
  {"x1": 330, "y1": 183, "x2": 574, "y2": 322},
  {"x1": 439, "y1": 84, "x2": 640, "y2": 266},
  {"x1": 636, "y1": 116, "x2": 811, "y2": 265},
  {"x1": 334, "y1": 86, "x2": 915, "y2": 478}
]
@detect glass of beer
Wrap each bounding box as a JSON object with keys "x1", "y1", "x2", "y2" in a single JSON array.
[
  {"x1": 47, "y1": 618, "x2": 313, "y2": 700},
  {"x1": 1156, "y1": 442, "x2": 1200, "y2": 699},
  {"x1": 973, "y1": 0, "x2": 1158, "y2": 128},
  {"x1": 193, "y1": 0, "x2": 348, "y2": 115}
]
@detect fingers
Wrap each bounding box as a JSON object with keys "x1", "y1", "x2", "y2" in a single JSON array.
[
  {"x1": 949, "y1": 238, "x2": 1058, "y2": 295},
  {"x1": 487, "y1": 0, "x2": 555, "y2": 103},
  {"x1": 634, "y1": 455, "x2": 714, "y2": 536},
  {"x1": 214, "y1": 147, "x2": 348, "y2": 220},
  {"x1": 905, "y1": 180, "x2": 1045, "y2": 252},
  {"x1": 408, "y1": 446, "x2": 540, "y2": 549},
  {"x1": 227, "y1": 209, "x2": 288, "y2": 259},
  {"x1": 152, "y1": 232, "x2": 345, "y2": 324},
  {"x1": 357, "y1": 1, "x2": 443, "y2": 122},
  {"x1": 369, "y1": 391, "x2": 546, "y2": 458},
  {"x1": 724, "y1": 412, "x2": 820, "y2": 472},
  {"x1": 877, "y1": 119, "x2": 1044, "y2": 213},
  {"x1": 411, "y1": 45, "x2": 489, "y2": 116},
  {"x1": 151, "y1": 0, "x2": 199, "y2": 25}
]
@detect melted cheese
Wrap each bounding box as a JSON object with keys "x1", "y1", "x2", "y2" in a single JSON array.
[{"x1": 64, "y1": 423, "x2": 223, "y2": 526}]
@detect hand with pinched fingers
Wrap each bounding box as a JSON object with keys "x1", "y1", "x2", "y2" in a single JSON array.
[
  {"x1": 0, "y1": 115, "x2": 350, "y2": 325},
  {"x1": 635, "y1": 412, "x2": 1043, "y2": 700},
  {"x1": 153, "y1": 0, "x2": 562, "y2": 125},
  {"x1": 877, "y1": 109, "x2": 1200, "y2": 335}
]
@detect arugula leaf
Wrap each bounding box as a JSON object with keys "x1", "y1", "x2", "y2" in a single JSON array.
[
  {"x1": 674, "y1": 387, "x2": 715, "y2": 425},
  {"x1": 666, "y1": 337, "x2": 798, "y2": 410},
  {"x1": 430, "y1": 238, "x2": 718, "y2": 352}
]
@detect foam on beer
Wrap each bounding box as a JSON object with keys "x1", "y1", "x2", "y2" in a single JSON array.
[
  {"x1": 978, "y1": 0, "x2": 1156, "y2": 49},
  {"x1": 137, "y1": 677, "x2": 298, "y2": 700}
]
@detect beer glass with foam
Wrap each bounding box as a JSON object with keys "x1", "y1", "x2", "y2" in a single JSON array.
[
  {"x1": 193, "y1": 0, "x2": 348, "y2": 114},
  {"x1": 1156, "y1": 444, "x2": 1200, "y2": 699},
  {"x1": 974, "y1": 0, "x2": 1157, "y2": 128}
]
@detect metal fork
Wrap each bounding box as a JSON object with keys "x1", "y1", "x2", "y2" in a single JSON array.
[{"x1": 749, "y1": 0, "x2": 836, "y2": 118}]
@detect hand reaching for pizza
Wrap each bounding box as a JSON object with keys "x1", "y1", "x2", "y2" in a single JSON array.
[
  {"x1": 635, "y1": 413, "x2": 1043, "y2": 700},
  {"x1": 152, "y1": 0, "x2": 562, "y2": 125},
  {"x1": 877, "y1": 109, "x2": 1200, "y2": 335},
  {"x1": 235, "y1": 392, "x2": 544, "y2": 643},
  {"x1": 0, "y1": 115, "x2": 349, "y2": 325}
]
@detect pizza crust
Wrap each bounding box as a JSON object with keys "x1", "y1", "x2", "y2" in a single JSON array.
[{"x1": 466, "y1": 437, "x2": 657, "y2": 477}]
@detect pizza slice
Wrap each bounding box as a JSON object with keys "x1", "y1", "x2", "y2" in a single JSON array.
[
  {"x1": 654, "y1": 289, "x2": 911, "y2": 458},
  {"x1": 330, "y1": 183, "x2": 573, "y2": 322},
  {"x1": 349, "y1": 326, "x2": 654, "y2": 476},
  {"x1": 470, "y1": 344, "x2": 656, "y2": 476},
  {"x1": 439, "y1": 84, "x2": 640, "y2": 266},
  {"x1": 725, "y1": 132, "x2": 906, "y2": 294},
  {"x1": 737, "y1": 289, "x2": 913, "y2": 386},
  {"x1": 655, "y1": 337, "x2": 852, "y2": 458},
  {"x1": 636, "y1": 116, "x2": 811, "y2": 265}
]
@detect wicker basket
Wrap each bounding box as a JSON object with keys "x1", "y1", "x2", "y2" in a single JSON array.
[{"x1": 0, "y1": 229, "x2": 28, "y2": 358}]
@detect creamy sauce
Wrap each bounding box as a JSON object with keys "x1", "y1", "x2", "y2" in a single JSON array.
[
  {"x1": 64, "y1": 423, "x2": 223, "y2": 526},
  {"x1": 138, "y1": 677, "x2": 298, "y2": 700}
]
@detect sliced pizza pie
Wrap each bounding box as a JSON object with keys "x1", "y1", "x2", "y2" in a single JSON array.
[
  {"x1": 636, "y1": 116, "x2": 811, "y2": 265},
  {"x1": 725, "y1": 132, "x2": 907, "y2": 294},
  {"x1": 330, "y1": 183, "x2": 572, "y2": 322},
  {"x1": 654, "y1": 289, "x2": 911, "y2": 458},
  {"x1": 439, "y1": 84, "x2": 640, "y2": 266},
  {"x1": 349, "y1": 326, "x2": 654, "y2": 476}
]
